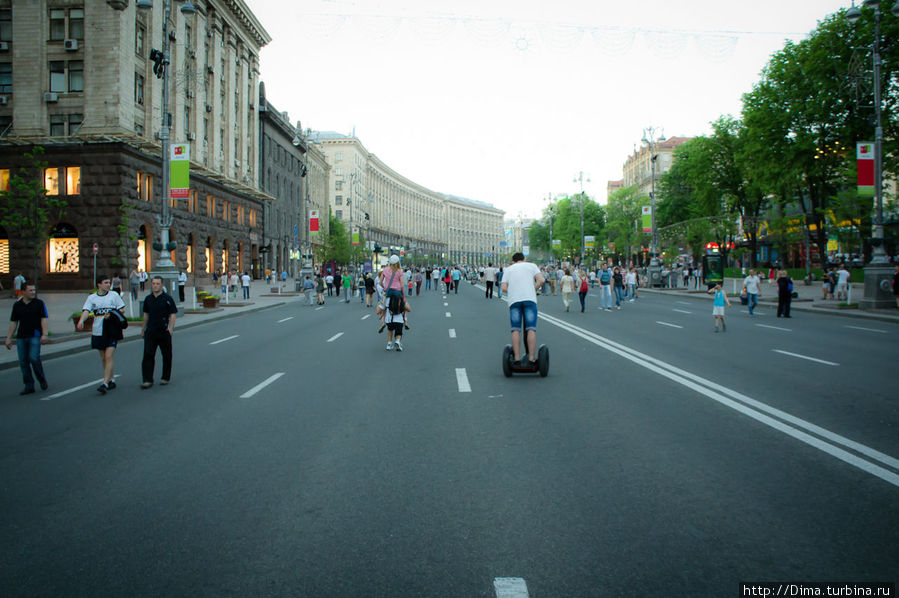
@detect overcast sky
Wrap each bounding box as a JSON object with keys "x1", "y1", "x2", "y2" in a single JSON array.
[{"x1": 251, "y1": 0, "x2": 848, "y2": 220}]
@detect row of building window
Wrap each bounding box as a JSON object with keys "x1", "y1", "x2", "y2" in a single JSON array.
[
  {"x1": 0, "y1": 61, "x2": 83, "y2": 95},
  {"x1": 135, "y1": 172, "x2": 257, "y2": 226},
  {"x1": 0, "y1": 167, "x2": 80, "y2": 195}
]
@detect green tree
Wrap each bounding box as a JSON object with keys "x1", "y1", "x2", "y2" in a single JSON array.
[
  {"x1": 0, "y1": 147, "x2": 67, "y2": 288},
  {"x1": 321, "y1": 213, "x2": 351, "y2": 265},
  {"x1": 604, "y1": 185, "x2": 649, "y2": 263},
  {"x1": 529, "y1": 195, "x2": 604, "y2": 265}
]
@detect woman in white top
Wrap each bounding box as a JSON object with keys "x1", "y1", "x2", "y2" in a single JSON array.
[{"x1": 559, "y1": 269, "x2": 574, "y2": 312}]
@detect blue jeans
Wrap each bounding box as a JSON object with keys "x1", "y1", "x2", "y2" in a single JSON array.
[
  {"x1": 599, "y1": 285, "x2": 612, "y2": 309},
  {"x1": 614, "y1": 286, "x2": 624, "y2": 306},
  {"x1": 509, "y1": 301, "x2": 538, "y2": 331},
  {"x1": 748, "y1": 293, "x2": 758, "y2": 315},
  {"x1": 17, "y1": 337, "x2": 47, "y2": 390}
]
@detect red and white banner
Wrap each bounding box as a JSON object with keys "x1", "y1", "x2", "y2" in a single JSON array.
[
  {"x1": 857, "y1": 142, "x2": 874, "y2": 197},
  {"x1": 309, "y1": 210, "x2": 320, "y2": 236}
]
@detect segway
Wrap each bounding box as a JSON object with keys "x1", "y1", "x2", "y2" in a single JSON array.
[{"x1": 502, "y1": 343, "x2": 549, "y2": 377}]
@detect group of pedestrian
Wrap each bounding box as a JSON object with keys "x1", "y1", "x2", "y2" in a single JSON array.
[
  {"x1": 7, "y1": 274, "x2": 178, "y2": 397},
  {"x1": 214, "y1": 270, "x2": 252, "y2": 300}
]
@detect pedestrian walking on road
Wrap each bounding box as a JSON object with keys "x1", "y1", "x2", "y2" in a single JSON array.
[
  {"x1": 129, "y1": 269, "x2": 140, "y2": 301},
  {"x1": 325, "y1": 273, "x2": 334, "y2": 296},
  {"x1": 559, "y1": 269, "x2": 574, "y2": 312},
  {"x1": 77, "y1": 275, "x2": 126, "y2": 394},
  {"x1": 578, "y1": 269, "x2": 589, "y2": 312},
  {"x1": 6, "y1": 281, "x2": 49, "y2": 395},
  {"x1": 613, "y1": 266, "x2": 625, "y2": 309},
  {"x1": 484, "y1": 263, "x2": 497, "y2": 298},
  {"x1": 743, "y1": 269, "x2": 761, "y2": 316},
  {"x1": 776, "y1": 269, "x2": 793, "y2": 318},
  {"x1": 342, "y1": 270, "x2": 352, "y2": 303},
  {"x1": 708, "y1": 283, "x2": 732, "y2": 332},
  {"x1": 303, "y1": 275, "x2": 315, "y2": 306},
  {"x1": 315, "y1": 274, "x2": 325, "y2": 305},
  {"x1": 140, "y1": 276, "x2": 177, "y2": 389},
  {"x1": 598, "y1": 264, "x2": 613, "y2": 311}
]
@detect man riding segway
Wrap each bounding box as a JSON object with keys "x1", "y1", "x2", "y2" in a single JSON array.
[{"x1": 501, "y1": 252, "x2": 549, "y2": 376}]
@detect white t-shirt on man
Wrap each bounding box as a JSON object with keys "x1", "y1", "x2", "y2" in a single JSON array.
[
  {"x1": 743, "y1": 274, "x2": 761, "y2": 294},
  {"x1": 82, "y1": 291, "x2": 126, "y2": 336},
  {"x1": 484, "y1": 267, "x2": 497, "y2": 282},
  {"x1": 503, "y1": 261, "x2": 541, "y2": 305}
]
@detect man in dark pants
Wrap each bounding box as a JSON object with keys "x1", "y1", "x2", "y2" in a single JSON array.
[
  {"x1": 5, "y1": 282, "x2": 49, "y2": 395},
  {"x1": 140, "y1": 275, "x2": 178, "y2": 388}
]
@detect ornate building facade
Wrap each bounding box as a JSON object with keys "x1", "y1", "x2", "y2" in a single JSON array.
[{"x1": 0, "y1": 0, "x2": 273, "y2": 288}]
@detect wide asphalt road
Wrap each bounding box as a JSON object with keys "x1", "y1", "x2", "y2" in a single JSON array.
[{"x1": 2, "y1": 280, "x2": 897, "y2": 597}]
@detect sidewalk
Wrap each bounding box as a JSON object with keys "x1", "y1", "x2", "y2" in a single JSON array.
[
  {"x1": 639, "y1": 277, "x2": 899, "y2": 324},
  {"x1": 0, "y1": 282, "x2": 308, "y2": 371}
]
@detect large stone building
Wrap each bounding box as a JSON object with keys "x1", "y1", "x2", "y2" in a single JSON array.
[
  {"x1": 622, "y1": 136, "x2": 692, "y2": 198},
  {"x1": 309, "y1": 132, "x2": 504, "y2": 265},
  {"x1": 0, "y1": 0, "x2": 273, "y2": 289},
  {"x1": 258, "y1": 84, "x2": 329, "y2": 278}
]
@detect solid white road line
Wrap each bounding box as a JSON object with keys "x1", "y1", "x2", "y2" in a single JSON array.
[
  {"x1": 240, "y1": 373, "x2": 285, "y2": 398},
  {"x1": 449, "y1": 328, "x2": 456, "y2": 338},
  {"x1": 361, "y1": 314, "x2": 371, "y2": 320},
  {"x1": 277, "y1": 317, "x2": 294, "y2": 323},
  {"x1": 772, "y1": 349, "x2": 838, "y2": 366},
  {"x1": 210, "y1": 335, "x2": 239, "y2": 345},
  {"x1": 673, "y1": 308, "x2": 692, "y2": 314},
  {"x1": 656, "y1": 321, "x2": 683, "y2": 329},
  {"x1": 42, "y1": 375, "x2": 121, "y2": 401},
  {"x1": 446, "y1": 312, "x2": 452, "y2": 318},
  {"x1": 845, "y1": 325, "x2": 886, "y2": 334},
  {"x1": 455, "y1": 368, "x2": 471, "y2": 392},
  {"x1": 756, "y1": 324, "x2": 791, "y2": 332},
  {"x1": 538, "y1": 312, "x2": 899, "y2": 488},
  {"x1": 494, "y1": 577, "x2": 529, "y2": 598},
  {"x1": 327, "y1": 332, "x2": 344, "y2": 343}
]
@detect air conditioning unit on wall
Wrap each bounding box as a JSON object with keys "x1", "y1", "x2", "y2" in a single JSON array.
[
  {"x1": 0, "y1": 96, "x2": 7, "y2": 105},
  {"x1": 64, "y1": 39, "x2": 78, "y2": 51},
  {"x1": 43, "y1": 92, "x2": 59, "y2": 103},
  {"x1": 0, "y1": 42, "x2": 9, "y2": 51}
]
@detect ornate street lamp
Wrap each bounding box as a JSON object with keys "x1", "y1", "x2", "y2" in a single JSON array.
[
  {"x1": 573, "y1": 171, "x2": 589, "y2": 265},
  {"x1": 847, "y1": 0, "x2": 899, "y2": 308},
  {"x1": 137, "y1": 0, "x2": 196, "y2": 285}
]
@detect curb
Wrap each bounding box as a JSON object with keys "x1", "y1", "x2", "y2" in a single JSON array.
[{"x1": 0, "y1": 302, "x2": 285, "y2": 372}]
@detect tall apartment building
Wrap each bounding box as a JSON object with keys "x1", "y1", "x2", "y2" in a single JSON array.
[
  {"x1": 622, "y1": 136, "x2": 692, "y2": 198},
  {"x1": 0, "y1": 0, "x2": 272, "y2": 288},
  {"x1": 310, "y1": 131, "x2": 505, "y2": 265}
]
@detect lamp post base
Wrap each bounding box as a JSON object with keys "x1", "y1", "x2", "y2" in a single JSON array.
[{"x1": 858, "y1": 262, "x2": 895, "y2": 310}]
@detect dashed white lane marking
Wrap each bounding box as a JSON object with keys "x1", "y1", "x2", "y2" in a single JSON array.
[
  {"x1": 445, "y1": 312, "x2": 452, "y2": 318},
  {"x1": 455, "y1": 368, "x2": 471, "y2": 392},
  {"x1": 210, "y1": 335, "x2": 239, "y2": 345},
  {"x1": 494, "y1": 577, "x2": 529, "y2": 598},
  {"x1": 772, "y1": 349, "x2": 838, "y2": 366},
  {"x1": 361, "y1": 314, "x2": 371, "y2": 320},
  {"x1": 240, "y1": 373, "x2": 285, "y2": 398},
  {"x1": 676, "y1": 301, "x2": 692, "y2": 305},
  {"x1": 444, "y1": 302, "x2": 449, "y2": 306},
  {"x1": 41, "y1": 375, "x2": 121, "y2": 401},
  {"x1": 845, "y1": 325, "x2": 886, "y2": 334},
  {"x1": 673, "y1": 308, "x2": 692, "y2": 314},
  {"x1": 656, "y1": 321, "x2": 683, "y2": 329},
  {"x1": 315, "y1": 306, "x2": 325, "y2": 311},
  {"x1": 757, "y1": 324, "x2": 791, "y2": 332},
  {"x1": 278, "y1": 317, "x2": 294, "y2": 323},
  {"x1": 448, "y1": 328, "x2": 456, "y2": 338},
  {"x1": 327, "y1": 332, "x2": 344, "y2": 342}
]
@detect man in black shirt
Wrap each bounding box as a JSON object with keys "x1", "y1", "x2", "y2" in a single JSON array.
[
  {"x1": 5, "y1": 282, "x2": 49, "y2": 395},
  {"x1": 140, "y1": 275, "x2": 178, "y2": 389}
]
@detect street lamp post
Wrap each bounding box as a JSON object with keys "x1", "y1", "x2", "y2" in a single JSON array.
[
  {"x1": 847, "y1": 0, "x2": 898, "y2": 309},
  {"x1": 137, "y1": 0, "x2": 196, "y2": 291},
  {"x1": 573, "y1": 172, "x2": 589, "y2": 265},
  {"x1": 642, "y1": 127, "x2": 665, "y2": 286}
]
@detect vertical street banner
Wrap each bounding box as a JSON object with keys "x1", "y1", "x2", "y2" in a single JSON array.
[
  {"x1": 641, "y1": 206, "x2": 652, "y2": 232},
  {"x1": 309, "y1": 210, "x2": 320, "y2": 236},
  {"x1": 352, "y1": 226, "x2": 360, "y2": 246},
  {"x1": 584, "y1": 235, "x2": 595, "y2": 249},
  {"x1": 170, "y1": 143, "x2": 190, "y2": 199},
  {"x1": 857, "y1": 142, "x2": 874, "y2": 197},
  {"x1": 552, "y1": 239, "x2": 561, "y2": 248}
]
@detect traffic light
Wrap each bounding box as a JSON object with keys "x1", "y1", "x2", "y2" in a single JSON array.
[{"x1": 149, "y1": 48, "x2": 167, "y2": 79}]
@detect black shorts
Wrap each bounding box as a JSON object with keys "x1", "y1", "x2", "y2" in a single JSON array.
[
  {"x1": 91, "y1": 336, "x2": 117, "y2": 350},
  {"x1": 387, "y1": 322, "x2": 403, "y2": 334}
]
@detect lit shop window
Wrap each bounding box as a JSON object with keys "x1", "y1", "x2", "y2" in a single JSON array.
[
  {"x1": 48, "y1": 222, "x2": 79, "y2": 274},
  {"x1": 0, "y1": 225, "x2": 9, "y2": 274},
  {"x1": 0, "y1": 168, "x2": 9, "y2": 191},
  {"x1": 66, "y1": 166, "x2": 80, "y2": 194},
  {"x1": 44, "y1": 168, "x2": 59, "y2": 195},
  {"x1": 44, "y1": 167, "x2": 80, "y2": 195}
]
